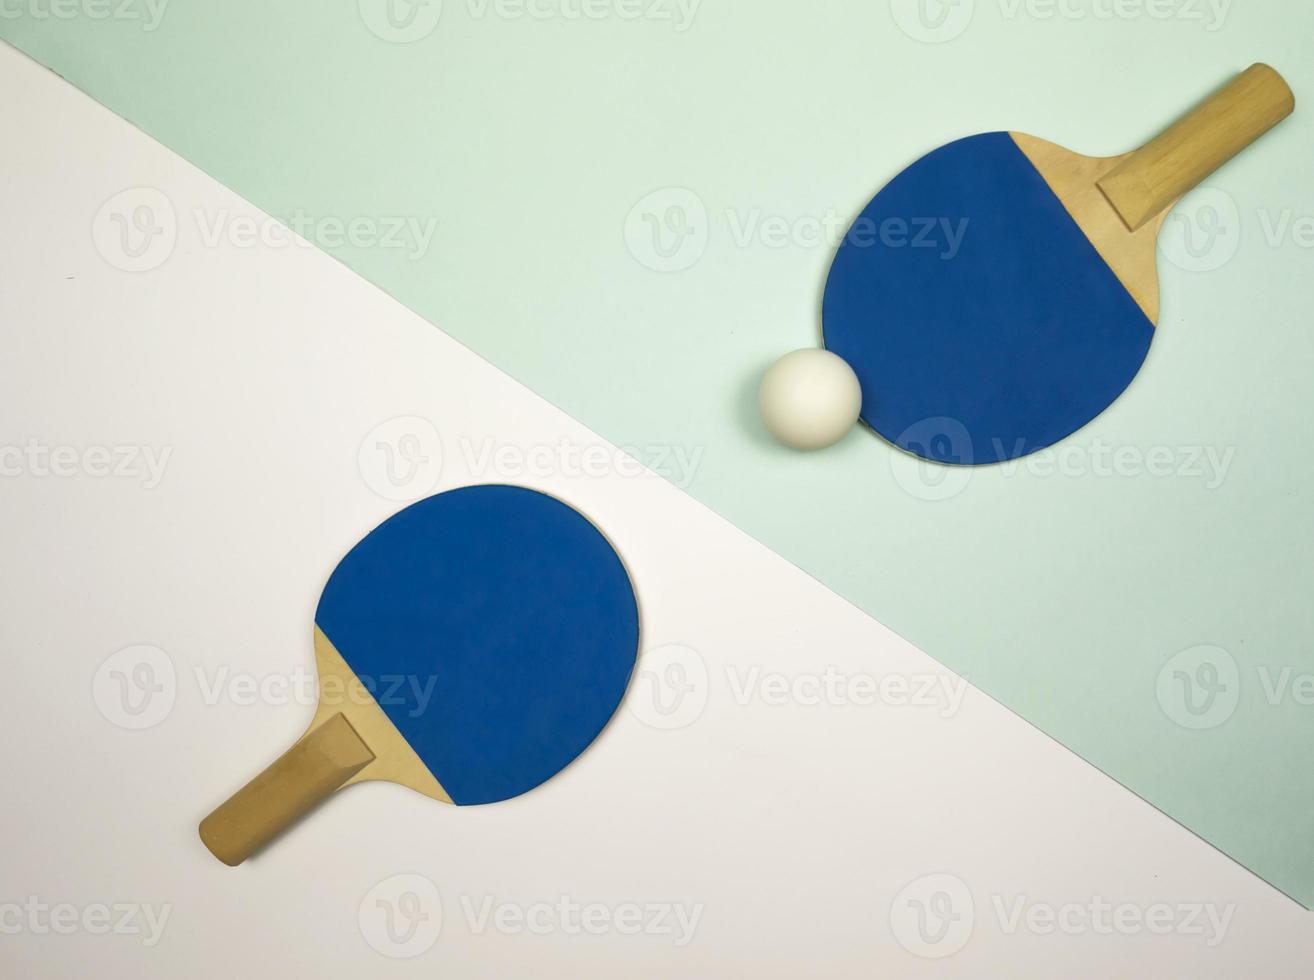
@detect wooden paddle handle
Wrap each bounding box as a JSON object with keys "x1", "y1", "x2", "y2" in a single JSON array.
[
  {"x1": 199, "y1": 712, "x2": 375, "y2": 866},
  {"x1": 1098, "y1": 63, "x2": 1294, "y2": 232}
]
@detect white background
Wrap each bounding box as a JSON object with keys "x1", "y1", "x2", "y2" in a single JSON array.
[{"x1": 1, "y1": 40, "x2": 1311, "y2": 977}]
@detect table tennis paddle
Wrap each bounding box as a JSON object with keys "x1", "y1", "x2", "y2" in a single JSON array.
[
  {"x1": 199, "y1": 485, "x2": 639, "y2": 866},
  {"x1": 823, "y1": 64, "x2": 1294, "y2": 465}
]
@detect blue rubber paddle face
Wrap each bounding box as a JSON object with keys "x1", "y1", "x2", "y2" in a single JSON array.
[
  {"x1": 823, "y1": 132, "x2": 1155, "y2": 465},
  {"x1": 315, "y1": 486, "x2": 639, "y2": 806}
]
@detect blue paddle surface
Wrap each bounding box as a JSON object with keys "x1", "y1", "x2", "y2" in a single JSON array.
[
  {"x1": 823, "y1": 132, "x2": 1155, "y2": 465},
  {"x1": 315, "y1": 486, "x2": 638, "y2": 806}
]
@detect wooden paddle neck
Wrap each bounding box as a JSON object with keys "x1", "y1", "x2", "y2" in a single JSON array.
[
  {"x1": 1098, "y1": 63, "x2": 1294, "y2": 232},
  {"x1": 199, "y1": 713, "x2": 376, "y2": 866}
]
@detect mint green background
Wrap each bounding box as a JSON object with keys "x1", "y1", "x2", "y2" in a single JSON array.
[{"x1": 7, "y1": 2, "x2": 1313, "y2": 903}]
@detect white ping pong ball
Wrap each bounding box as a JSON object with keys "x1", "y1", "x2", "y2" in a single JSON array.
[{"x1": 758, "y1": 349, "x2": 863, "y2": 451}]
